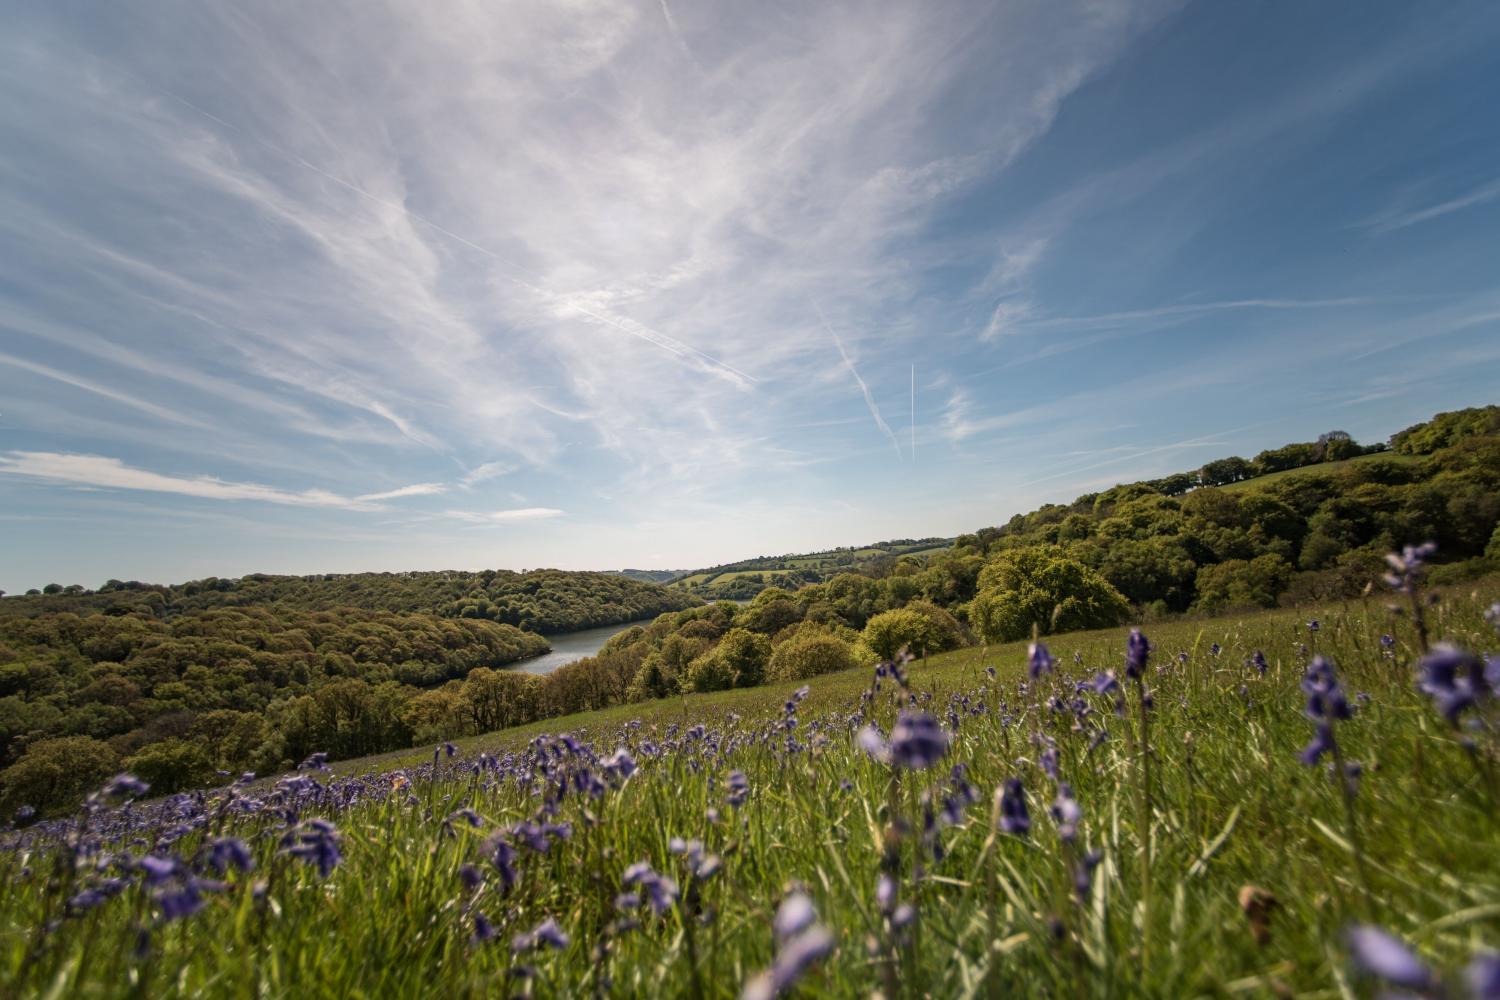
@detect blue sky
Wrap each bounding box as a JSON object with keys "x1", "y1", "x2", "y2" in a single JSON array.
[{"x1": 2, "y1": 1, "x2": 1499, "y2": 592}]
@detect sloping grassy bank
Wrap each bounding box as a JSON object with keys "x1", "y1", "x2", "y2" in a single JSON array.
[{"x1": 3, "y1": 580, "x2": 1498, "y2": 997}]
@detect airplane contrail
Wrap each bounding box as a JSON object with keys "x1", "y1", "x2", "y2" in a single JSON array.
[{"x1": 815, "y1": 302, "x2": 903, "y2": 460}]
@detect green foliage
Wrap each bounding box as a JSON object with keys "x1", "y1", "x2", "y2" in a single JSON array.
[
  {"x1": 0, "y1": 568, "x2": 700, "y2": 635},
  {"x1": 124, "y1": 739, "x2": 217, "y2": 796},
  {"x1": 1391, "y1": 405, "x2": 1500, "y2": 455},
  {"x1": 861, "y1": 609, "x2": 934, "y2": 660},
  {"x1": 0, "y1": 607, "x2": 549, "y2": 772},
  {"x1": 765, "y1": 630, "x2": 859, "y2": 682},
  {"x1": 967, "y1": 546, "x2": 1131, "y2": 643},
  {"x1": 0, "y1": 735, "x2": 118, "y2": 817},
  {"x1": 901, "y1": 599, "x2": 967, "y2": 652},
  {"x1": 685, "y1": 628, "x2": 770, "y2": 692},
  {"x1": 1191, "y1": 553, "x2": 1294, "y2": 611}
]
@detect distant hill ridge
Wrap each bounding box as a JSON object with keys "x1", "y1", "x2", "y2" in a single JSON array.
[{"x1": 0, "y1": 568, "x2": 700, "y2": 636}]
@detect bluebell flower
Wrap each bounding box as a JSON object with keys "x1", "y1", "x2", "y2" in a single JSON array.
[
  {"x1": 1345, "y1": 925, "x2": 1433, "y2": 992},
  {"x1": 486, "y1": 835, "x2": 517, "y2": 892},
  {"x1": 1040, "y1": 745, "x2": 1059, "y2": 781},
  {"x1": 205, "y1": 837, "x2": 253, "y2": 875},
  {"x1": 1383, "y1": 542, "x2": 1437, "y2": 594},
  {"x1": 138, "y1": 854, "x2": 179, "y2": 886},
  {"x1": 511, "y1": 917, "x2": 569, "y2": 953},
  {"x1": 1300, "y1": 724, "x2": 1336, "y2": 766},
  {"x1": 472, "y1": 912, "x2": 498, "y2": 943},
  {"x1": 1125, "y1": 630, "x2": 1150, "y2": 680},
  {"x1": 773, "y1": 891, "x2": 816, "y2": 940},
  {"x1": 1073, "y1": 850, "x2": 1103, "y2": 901},
  {"x1": 279, "y1": 819, "x2": 341, "y2": 877},
  {"x1": 742, "y1": 892, "x2": 835, "y2": 1000},
  {"x1": 726, "y1": 770, "x2": 750, "y2": 807},
  {"x1": 998, "y1": 778, "x2": 1030, "y2": 837},
  {"x1": 1028, "y1": 642, "x2": 1055, "y2": 680},
  {"x1": 604, "y1": 748, "x2": 637, "y2": 779},
  {"x1": 1418, "y1": 644, "x2": 1491, "y2": 724},
  {"x1": 875, "y1": 873, "x2": 896, "y2": 914},
  {"x1": 100, "y1": 774, "x2": 150, "y2": 800},
  {"x1": 623, "y1": 861, "x2": 678, "y2": 914},
  {"x1": 888, "y1": 712, "x2": 949, "y2": 770},
  {"x1": 1050, "y1": 784, "x2": 1081, "y2": 843},
  {"x1": 1302, "y1": 656, "x2": 1352, "y2": 721},
  {"x1": 1466, "y1": 953, "x2": 1500, "y2": 998}
]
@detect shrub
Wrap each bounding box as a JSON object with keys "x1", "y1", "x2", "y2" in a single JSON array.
[
  {"x1": 124, "y1": 739, "x2": 217, "y2": 796},
  {"x1": 902, "y1": 599, "x2": 969, "y2": 652},
  {"x1": 861, "y1": 610, "x2": 934, "y2": 661},
  {"x1": 0, "y1": 735, "x2": 119, "y2": 819},
  {"x1": 766, "y1": 632, "x2": 858, "y2": 682}
]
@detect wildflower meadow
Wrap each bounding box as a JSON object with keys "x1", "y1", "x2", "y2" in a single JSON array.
[{"x1": 2, "y1": 555, "x2": 1498, "y2": 998}]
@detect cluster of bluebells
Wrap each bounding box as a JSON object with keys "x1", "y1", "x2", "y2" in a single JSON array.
[
  {"x1": 1418, "y1": 644, "x2": 1498, "y2": 726},
  {"x1": 1346, "y1": 924, "x2": 1500, "y2": 999},
  {"x1": 857, "y1": 710, "x2": 951, "y2": 770},
  {"x1": 1299, "y1": 656, "x2": 1354, "y2": 769},
  {"x1": 1383, "y1": 542, "x2": 1438, "y2": 594},
  {"x1": 741, "y1": 890, "x2": 835, "y2": 1000}
]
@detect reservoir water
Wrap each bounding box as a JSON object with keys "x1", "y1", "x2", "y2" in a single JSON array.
[{"x1": 509, "y1": 618, "x2": 648, "y2": 675}]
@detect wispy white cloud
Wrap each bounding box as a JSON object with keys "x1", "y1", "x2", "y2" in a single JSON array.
[
  {"x1": 0, "y1": 350, "x2": 209, "y2": 428},
  {"x1": 460, "y1": 461, "x2": 516, "y2": 487},
  {"x1": 356, "y1": 483, "x2": 447, "y2": 501},
  {"x1": 1021, "y1": 297, "x2": 1376, "y2": 332},
  {"x1": 0, "y1": 0, "x2": 1173, "y2": 502},
  {"x1": 0, "y1": 451, "x2": 439, "y2": 511},
  {"x1": 444, "y1": 507, "x2": 565, "y2": 524},
  {"x1": 980, "y1": 301, "x2": 1036, "y2": 341},
  {"x1": 1363, "y1": 176, "x2": 1500, "y2": 234}
]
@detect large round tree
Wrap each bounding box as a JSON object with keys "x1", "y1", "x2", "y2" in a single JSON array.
[{"x1": 966, "y1": 545, "x2": 1131, "y2": 643}]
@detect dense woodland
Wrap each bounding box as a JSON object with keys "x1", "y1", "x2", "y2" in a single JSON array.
[
  {"x1": 1, "y1": 405, "x2": 1497, "y2": 817},
  {"x1": 0, "y1": 568, "x2": 699, "y2": 634}
]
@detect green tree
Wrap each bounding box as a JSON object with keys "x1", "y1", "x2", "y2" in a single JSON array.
[
  {"x1": 1191, "y1": 554, "x2": 1294, "y2": 612},
  {"x1": 0, "y1": 735, "x2": 119, "y2": 819},
  {"x1": 966, "y1": 546, "x2": 1130, "y2": 643},
  {"x1": 861, "y1": 609, "x2": 933, "y2": 661},
  {"x1": 766, "y1": 632, "x2": 858, "y2": 682},
  {"x1": 124, "y1": 739, "x2": 217, "y2": 796}
]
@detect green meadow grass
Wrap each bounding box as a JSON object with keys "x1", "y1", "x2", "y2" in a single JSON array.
[
  {"x1": 1218, "y1": 452, "x2": 1420, "y2": 493},
  {"x1": 3, "y1": 583, "x2": 1498, "y2": 998}
]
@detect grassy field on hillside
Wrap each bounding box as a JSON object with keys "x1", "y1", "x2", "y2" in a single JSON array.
[
  {"x1": 1220, "y1": 452, "x2": 1421, "y2": 492},
  {"x1": 4, "y1": 580, "x2": 1499, "y2": 997}
]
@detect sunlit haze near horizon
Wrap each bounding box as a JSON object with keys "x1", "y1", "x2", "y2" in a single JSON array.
[{"x1": 3, "y1": 1, "x2": 1499, "y2": 592}]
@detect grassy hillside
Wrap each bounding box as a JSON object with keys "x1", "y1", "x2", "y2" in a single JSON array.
[
  {"x1": 5, "y1": 580, "x2": 1497, "y2": 997},
  {"x1": 1218, "y1": 451, "x2": 1421, "y2": 493},
  {"x1": 607, "y1": 569, "x2": 686, "y2": 585},
  {"x1": 668, "y1": 538, "x2": 952, "y2": 599}
]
